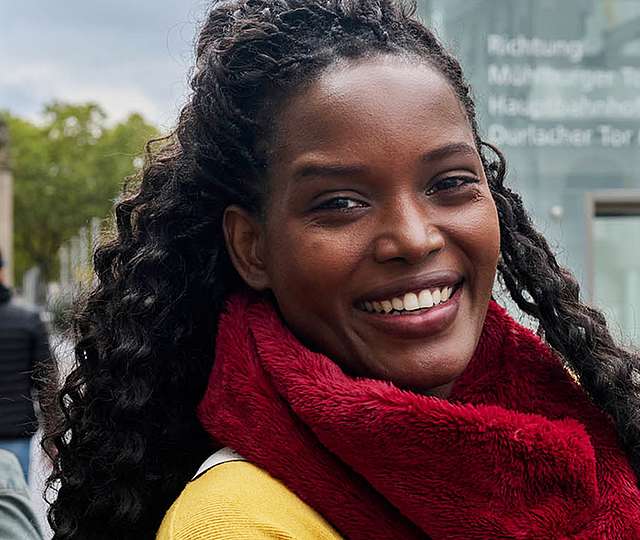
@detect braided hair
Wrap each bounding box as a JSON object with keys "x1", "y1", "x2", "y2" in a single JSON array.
[{"x1": 43, "y1": 0, "x2": 640, "y2": 537}]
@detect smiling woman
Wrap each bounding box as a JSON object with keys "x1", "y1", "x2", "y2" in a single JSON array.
[
  {"x1": 224, "y1": 58, "x2": 500, "y2": 394},
  {"x1": 42, "y1": 0, "x2": 640, "y2": 539}
]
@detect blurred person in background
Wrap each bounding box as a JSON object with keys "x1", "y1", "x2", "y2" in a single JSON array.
[
  {"x1": 0, "y1": 449, "x2": 42, "y2": 539},
  {"x1": 0, "y1": 249, "x2": 51, "y2": 479}
]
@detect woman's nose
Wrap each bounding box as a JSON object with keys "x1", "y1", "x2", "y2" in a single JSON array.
[{"x1": 372, "y1": 198, "x2": 445, "y2": 265}]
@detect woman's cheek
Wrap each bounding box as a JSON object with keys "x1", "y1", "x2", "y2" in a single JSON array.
[
  {"x1": 292, "y1": 227, "x2": 365, "y2": 281},
  {"x1": 457, "y1": 201, "x2": 500, "y2": 255}
]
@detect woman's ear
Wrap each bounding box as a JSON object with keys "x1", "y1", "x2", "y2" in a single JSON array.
[{"x1": 223, "y1": 205, "x2": 271, "y2": 291}]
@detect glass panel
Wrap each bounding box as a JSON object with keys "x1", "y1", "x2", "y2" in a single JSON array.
[
  {"x1": 593, "y1": 215, "x2": 640, "y2": 345},
  {"x1": 417, "y1": 0, "x2": 640, "y2": 296}
]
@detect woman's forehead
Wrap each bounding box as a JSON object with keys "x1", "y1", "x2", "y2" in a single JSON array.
[{"x1": 271, "y1": 57, "x2": 475, "y2": 163}]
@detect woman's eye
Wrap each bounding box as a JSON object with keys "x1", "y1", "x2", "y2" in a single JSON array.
[
  {"x1": 426, "y1": 176, "x2": 479, "y2": 195},
  {"x1": 313, "y1": 197, "x2": 367, "y2": 211}
]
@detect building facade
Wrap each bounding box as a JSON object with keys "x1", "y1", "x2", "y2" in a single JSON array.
[
  {"x1": 0, "y1": 118, "x2": 13, "y2": 286},
  {"x1": 418, "y1": 0, "x2": 640, "y2": 345}
]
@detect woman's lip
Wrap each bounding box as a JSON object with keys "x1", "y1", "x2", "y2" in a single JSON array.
[
  {"x1": 354, "y1": 270, "x2": 464, "y2": 304},
  {"x1": 354, "y1": 284, "x2": 463, "y2": 339}
]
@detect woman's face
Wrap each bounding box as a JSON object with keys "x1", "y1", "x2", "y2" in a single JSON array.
[{"x1": 226, "y1": 56, "x2": 500, "y2": 395}]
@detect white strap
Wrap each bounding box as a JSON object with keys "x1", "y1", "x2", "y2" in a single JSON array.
[{"x1": 192, "y1": 447, "x2": 247, "y2": 480}]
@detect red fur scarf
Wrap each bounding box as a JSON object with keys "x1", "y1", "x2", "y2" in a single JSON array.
[{"x1": 198, "y1": 294, "x2": 640, "y2": 539}]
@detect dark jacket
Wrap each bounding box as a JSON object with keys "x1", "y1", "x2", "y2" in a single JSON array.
[{"x1": 0, "y1": 285, "x2": 51, "y2": 438}]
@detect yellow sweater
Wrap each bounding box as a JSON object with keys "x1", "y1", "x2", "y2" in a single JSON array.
[{"x1": 156, "y1": 460, "x2": 343, "y2": 539}]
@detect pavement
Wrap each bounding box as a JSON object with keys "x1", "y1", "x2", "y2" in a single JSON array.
[
  {"x1": 28, "y1": 334, "x2": 75, "y2": 539},
  {"x1": 28, "y1": 430, "x2": 53, "y2": 538}
]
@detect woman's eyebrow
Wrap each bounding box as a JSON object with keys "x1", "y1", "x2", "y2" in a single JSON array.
[
  {"x1": 421, "y1": 142, "x2": 477, "y2": 163},
  {"x1": 292, "y1": 162, "x2": 368, "y2": 182},
  {"x1": 291, "y1": 142, "x2": 477, "y2": 182}
]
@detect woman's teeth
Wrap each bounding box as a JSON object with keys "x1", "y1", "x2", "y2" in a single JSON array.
[{"x1": 362, "y1": 286, "x2": 454, "y2": 314}]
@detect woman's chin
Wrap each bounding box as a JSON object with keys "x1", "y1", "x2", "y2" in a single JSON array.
[{"x1": 363, "y1": 349, "x2": 473, "y2": 396}]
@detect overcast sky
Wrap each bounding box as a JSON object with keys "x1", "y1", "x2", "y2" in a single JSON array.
[{"x1": 1, "y1": 1, "x2": 211, "y2": 130}]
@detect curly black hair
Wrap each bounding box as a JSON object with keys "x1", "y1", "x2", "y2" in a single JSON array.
[{"x1": 43, "y1": 0, "x2": 640, "y2": 537}]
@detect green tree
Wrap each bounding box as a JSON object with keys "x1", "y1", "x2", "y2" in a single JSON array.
[{"x1": 3, "y1": 102, "x2": 158, "y2": 284}]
